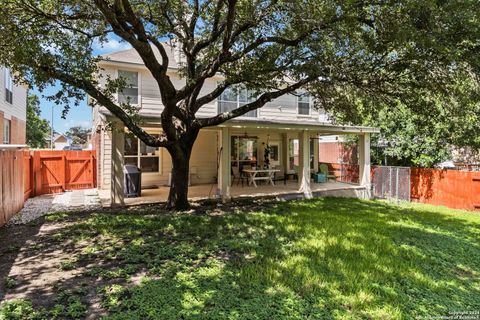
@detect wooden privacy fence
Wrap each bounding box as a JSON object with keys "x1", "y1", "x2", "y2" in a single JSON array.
[
  {"x1": 0, "y1": 150, "x2": 25, "y2": 227},
  {"x1": 322, "y1": 162, "x2": 360, "y2": 184},
  {"x1": 1, "y1": 150, "x2": 97, "y2": 227},
  {"x1": 323, "y1": 163, "x2": 480, "y2": 211},
  {"x1": 411, "y1": 168, "x2": 480, "y2": 211}
]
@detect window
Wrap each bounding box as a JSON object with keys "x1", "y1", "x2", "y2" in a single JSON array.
[
  {"x1": 124, "y1": 134, "x2": 160, "y2": 173},
  {"x1": 231, "y1": 136, "x2": 258, "y2": 168},
  {"x1": 118, "y1": 70, "x2": 138, "y2": 104},
  {"x1": 218, "y1": 85, "x2": 257, "y2": 117},
  {"x1": 289, "y1": 139, "x2": 299, "y2": 171},
  {"x1": 4, "y1": 68, "x2": 13, "y2": 104},
  {"x1": 298, "y1": 93, "x2": 310, "y2": 115},
  {"x1": 288, "y1": 138, "x2": 315, "y2": 171},
  {"x1": 267, "y1": 142, "x2": 280, "y2": 167},
  {"x1": 3, "y1": 119, "x2": 10, "y2": 144}
]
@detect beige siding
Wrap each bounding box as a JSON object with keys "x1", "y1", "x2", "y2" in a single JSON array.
[
  {"x1": 195, "y1": 80, "x2": 218, "y2": 118},
  {"x1": 190, "y1": 130, "x2": 218, "y2": 182},
  {"x1": 96, "y1": 64, "x2": 330, "y2": 123},
  {"x1": 258, "y1": 93, "x2": 328, "y2": 122},
  {"x1": 153, "y1": 130, "x2": 218, "y2": 187},
  {"x1": 99, "y1": 128, "x2": 218, "y2": 190},
  {"x1": 101, "y1": 128, "x2": 113, "y2": 190},
  {"x1": 0, "y1": 67, "x2": 27, "y2": 122},
  {"x1": 140, "y1": 71, "x2": 217, "y2": 118}
]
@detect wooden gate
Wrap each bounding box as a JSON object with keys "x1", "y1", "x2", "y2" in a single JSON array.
[{"x1": 33, "y1": 150, "x2": 96, "y2": 195}]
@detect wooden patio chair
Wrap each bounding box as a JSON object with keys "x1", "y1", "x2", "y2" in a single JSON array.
[{"x1": 319, "y1": 163, "x2": 337, "y2": 181}]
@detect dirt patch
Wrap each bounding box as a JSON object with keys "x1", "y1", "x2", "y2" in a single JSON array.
[{"x1": 0, "y1": 199, "x2": 274, "y2": 317}]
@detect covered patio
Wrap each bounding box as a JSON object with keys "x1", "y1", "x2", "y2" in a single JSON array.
[
  {"x1": 100, "y1": 180, "x2": 367, "y2": 207},
  {"x1": 103, "y1": 118, "x2": 379, "y2": 207}
]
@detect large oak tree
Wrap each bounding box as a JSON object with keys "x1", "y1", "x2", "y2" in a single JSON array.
[{"x1": 0, "y1": 0, "x2": 478, "y2": 209}]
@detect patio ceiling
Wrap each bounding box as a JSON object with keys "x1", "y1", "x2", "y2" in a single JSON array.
[
  {"x1": 217, "y1": 118, "x2": 379, "y2": 134},
  {"x1": 132, "y1": 117, "x2": 379, "y2": 135}
]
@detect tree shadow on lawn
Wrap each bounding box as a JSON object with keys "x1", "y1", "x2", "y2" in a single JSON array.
[
  {"x1": 0, "y1": 220, "x2": 44, "y2": 301},
  {"x1": 1, "y1": 198, "x2": 479, "y2": 319}
]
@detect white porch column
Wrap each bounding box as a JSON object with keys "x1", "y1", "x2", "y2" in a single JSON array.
[
  {"x1": 313, "y1": 134, "x2": 319, "y2": 173},
  {"x1": 218, "y1": 127, "x2": 231, "y2": 201},
  {"x1": 298, "y1": 130, "x2": 312, "y2": 198},
  {"x1": 282, "y1": 133, "x2": 289, "y2": 172},
  {"x1": 111, "y1": 120, "x2": 125, "y2": 206},
  {"x1": 359, "y1": 133, "x2": 371, "y2": 197}
]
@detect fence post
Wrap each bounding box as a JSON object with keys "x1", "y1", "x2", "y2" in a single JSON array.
[
  {"x1": 408, "y1": 167, "x2": 411, "y2": 202},
  {"x1": 62, "y1": 151, "x2": 67, "y2": 191},
  {"x1": 33, "y1": 151, "x2": 42, "y2": 196},
  {"x1": 30, "y1": 153, "x2": 34, "y2": 197},
  {"x1": 90, "y1": 152, "x2": 95, "y2": 188},
  {"x1": 0, "y1": 151, "x2": 4, "y2": 226}
]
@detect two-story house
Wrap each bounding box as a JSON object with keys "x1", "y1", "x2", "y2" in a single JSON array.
[
  {"x1": 92, "y1": 44, "x2": 378, "y2": 206},
  {"x1": 0, "y1": 67, "x2": 27, "y2": 146}
]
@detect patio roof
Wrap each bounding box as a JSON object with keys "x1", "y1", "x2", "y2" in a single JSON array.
[
  {"x1": 132, "y1": 116, "x2": 379, "y2": 134},
  {"x1": 217, "y1": 118, "x2": 379, "y2": 134}
]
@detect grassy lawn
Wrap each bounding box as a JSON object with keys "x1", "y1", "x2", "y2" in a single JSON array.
[{"x1": 0, "y1": 198, "x2": 479, "y2": 319}]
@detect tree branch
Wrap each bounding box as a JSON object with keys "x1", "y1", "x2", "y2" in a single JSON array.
[
  {"x1": 93, "y1": 0, "x2": 176, "y2": 101},
  {"x1": 38, "y1": 64, "x2": 171, "y2": 147},
  {"x1": 195, "y1": 76, "x2": 318, "y2": 128}
]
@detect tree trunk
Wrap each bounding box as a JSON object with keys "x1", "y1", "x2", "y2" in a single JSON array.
[{"x1": 165, "y1": 131, "x2": 198, "y2": 210}]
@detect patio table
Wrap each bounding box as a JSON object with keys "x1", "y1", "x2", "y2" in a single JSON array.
[{"x1": 242, "y1": 169, "x2": 280, "y2": 187}]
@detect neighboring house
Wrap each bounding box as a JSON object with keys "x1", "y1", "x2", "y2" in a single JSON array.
[
  {"x1": 45, "y1": 133, "x2": 70, "y2": 150},
  {"x1": 91, "y1": 43, "x2": 378, "y2": 205},
  {"x1": 0, "y1": 67, "x2": 27, "y2": 146}
]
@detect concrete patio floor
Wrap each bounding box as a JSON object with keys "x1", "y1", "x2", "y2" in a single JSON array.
[{"x1": 99, "y1": 180, "x2": 367, "y2": 207}]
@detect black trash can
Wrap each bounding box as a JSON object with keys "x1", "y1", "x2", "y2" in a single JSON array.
[{"x1": 124, "y1": 164, "x2": 142, "y2": 197}]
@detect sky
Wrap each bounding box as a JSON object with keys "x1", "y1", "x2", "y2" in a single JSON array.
[{"x1": 34, "y1": 38, "x2": 132, "y2": 134}]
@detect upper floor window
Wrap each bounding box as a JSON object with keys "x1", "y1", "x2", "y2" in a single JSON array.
[
  {"x1": 4, "y1": 68, "x2": 13, "y2": 104},
  {"x1": 218, "y1": 85, "x2": 257, "y2": 118},
  {"x1": 3, "y1": 119, "x2": 11, "y2": 144},
  {"x1": 118, "y1": 70, "x2": 138, "y2": 104},
  {"x1": 297, "y1": 93, "x2": 310, "y2": 115}
]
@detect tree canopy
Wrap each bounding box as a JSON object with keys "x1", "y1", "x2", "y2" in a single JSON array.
[
  {"x1": 65, "y1": 126, "x2": 90, "y2": 146},
  {"x1": 0, "y1": 0, "x2": 478, "y2": 208},
  {"x1": 26, "y1": 94, "x2": 51, "y2": 148},
  {"x1": 334, "y1": 75, "x2": 480, "y2": 167}
]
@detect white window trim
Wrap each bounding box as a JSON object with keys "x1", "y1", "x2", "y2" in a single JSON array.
[
  {"x1": 3, "y1": 119, "x2": 11, "y2": 144},
  {"x1": 268, "y1": 141, "x2": 281, "y2": 167},
  {"x1": 288, "y1": 138, "x2": 299, "y2": 172},
  {"x1": 4, "y1": 68, "x2": 13, "y2": 105},
  {"x1": 230, "y1": 135, "x2": 259, "y2": 168},
  {"x1": 116, "y1": 69, "x2": 142, "y2": 107},
  {"x1": 216, "y1": 83, "x2": 258, "y2": 118},
  {"x1": 124, "y1": 130, "x2": 162, "y2": 176},
  {"x1": 296, "y1": 93, "x2": 312, "y2": 116}
]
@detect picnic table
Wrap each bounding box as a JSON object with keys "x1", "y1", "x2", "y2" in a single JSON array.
[{"x1": 242, "y1": 169, "x2": 280, "y2": 187}]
